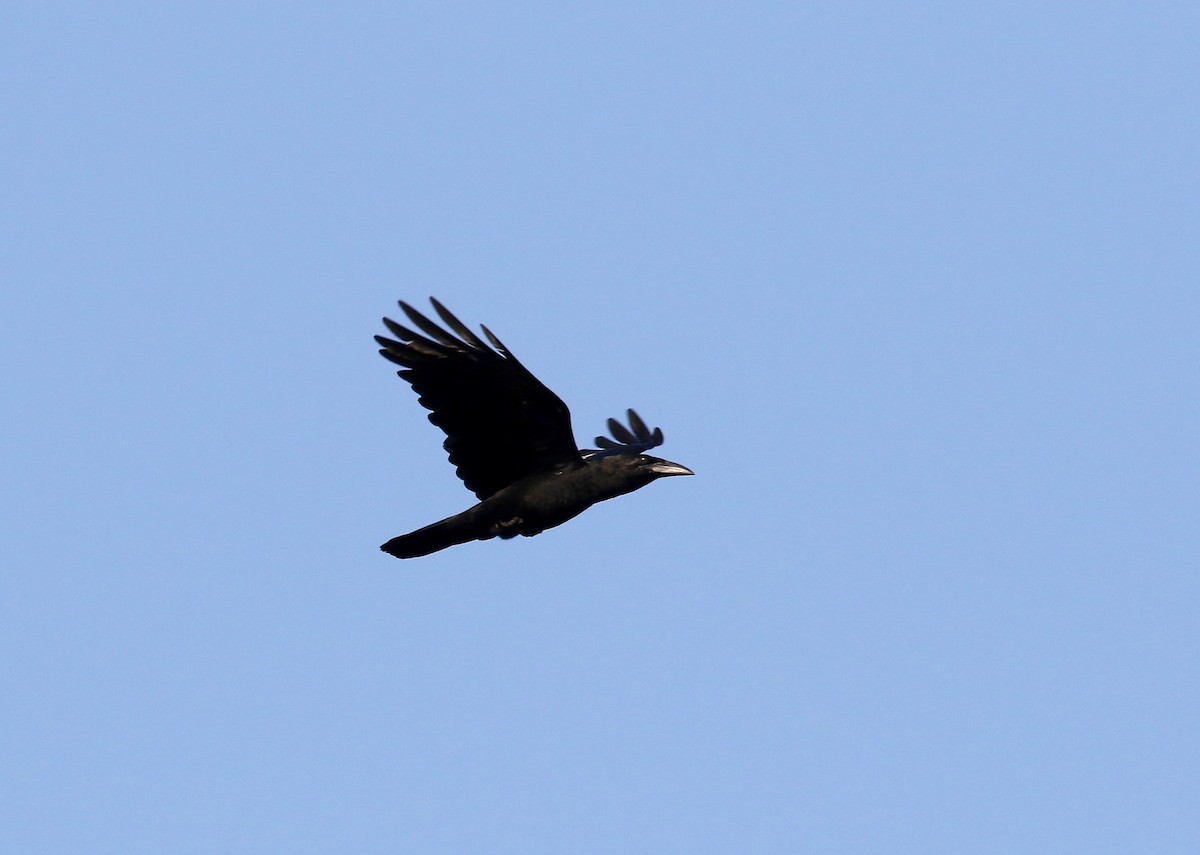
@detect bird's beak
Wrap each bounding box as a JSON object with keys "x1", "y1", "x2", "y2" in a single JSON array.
[{"x1": 649, "y1": 460, "x2": 694, "y2": 477}]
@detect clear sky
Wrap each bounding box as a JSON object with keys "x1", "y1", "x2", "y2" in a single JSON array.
[{"x1": 3, "y1": 2, "x2": 1197, "y2": 852}]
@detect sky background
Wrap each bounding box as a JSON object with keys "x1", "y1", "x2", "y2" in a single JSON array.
[{"x1": 3, "y1": 2, "x2": 1198, "y2": 852}]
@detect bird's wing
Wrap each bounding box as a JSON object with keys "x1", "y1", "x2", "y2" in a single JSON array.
[
  {"x1": 376, "y1": 298, "x2": 583, "y2": 499},
  {"x1": 581, "y1": 409, "x2": 666, "y2": 459}
]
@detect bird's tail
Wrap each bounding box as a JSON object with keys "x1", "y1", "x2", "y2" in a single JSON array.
[{"x1": 380, "y1": 512, "x2": 476, "y2": 559}]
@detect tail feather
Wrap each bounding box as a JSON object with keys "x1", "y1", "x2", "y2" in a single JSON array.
[{"x1": 380, "y1": 513, "x2": 476, "y2": 559}]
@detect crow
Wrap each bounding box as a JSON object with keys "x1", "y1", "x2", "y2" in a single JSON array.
[{"x1": 375, "y1": 298, "x2": 693, "y2": 559}]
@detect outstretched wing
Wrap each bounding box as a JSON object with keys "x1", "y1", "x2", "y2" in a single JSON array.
[
  {"x1": 376, "y1": 298, "x2": 583, "y2": 499},
  {"x1": 582, "y1": 409, "x2": 666, "y2": 459}
]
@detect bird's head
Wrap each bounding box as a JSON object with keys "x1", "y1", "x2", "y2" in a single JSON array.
[
  {"x1": 581, "y1": 409, "x2": 692, "y2": 496},
  {"x1": 584, "y1": 452, "x2": 693, "y2": 504}
]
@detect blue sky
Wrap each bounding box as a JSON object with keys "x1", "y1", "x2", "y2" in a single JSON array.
[{"x1": 3, "y1": 2, "x2": 1197, "y2": 852}]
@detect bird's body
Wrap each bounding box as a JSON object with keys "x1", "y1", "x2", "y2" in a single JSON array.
[{"x1": 376, "y1": 299, "x2": 692, "y2": 559}]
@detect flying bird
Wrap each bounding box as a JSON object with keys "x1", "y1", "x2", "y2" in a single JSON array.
[{"x1": 375, "y1": 298, "x2": 693, "y2": 558}]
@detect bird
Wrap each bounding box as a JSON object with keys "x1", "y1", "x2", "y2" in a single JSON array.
[{"x1": 375, "y1": 298, "x2": 693, "y2": 559}]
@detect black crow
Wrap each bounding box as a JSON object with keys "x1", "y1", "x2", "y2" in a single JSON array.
[{"x1": 375, "y1": 298, "x2": 692, "y2": 558}]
